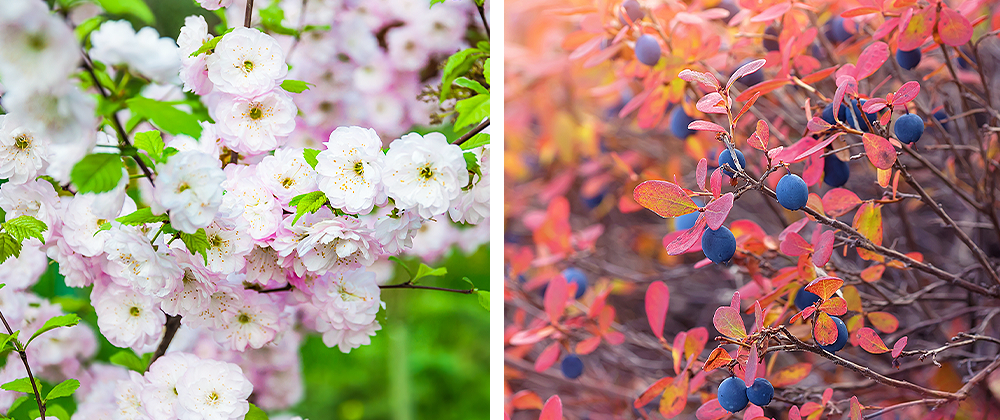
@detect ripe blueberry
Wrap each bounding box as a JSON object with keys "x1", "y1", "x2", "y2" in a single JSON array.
[
  {"x1": 793, "y1": 286, "x2": 821, "y2": 311},
  {"x1": 702, "y1": 225, "x2": 736, "y2": 264},
  {"x1": 825, "y1": 16, "x2": 853, "y2": 44},
  {"x1": 674, "y1": 198, "x2": 702, "y2": 231},
  {"x1": 718, "y1": 376, "x2": 750, "y2": 413},
  {"x1": 776, "y1": 174, "x2": 809, "y2": 210},
  {"x1": 821, "y1": 103, "x2": 847, "y2": 126},
  {"x1": 763, "y1": 26, "x2": 780, "y2": 52},
  {"x1": 896, "y1": 48, "x2": 921, "y2": 70},
  {"x1": 746, "y1": 378, "x2": 774, "y2": 406},
  {"x1": 823, "y1": 154, "x2": 850, "y2": 188},
  {"x1": 634, "y1": 35, "x2": 661, "y2": 66},
  {"x1": 561, "y1": 354, "x2": 584, "y2": 379},
  {"x1": 619, "y1": 0, "x2": 644, "y2": 24},
  {"x1": 894, "y1": 113, "x2": 925, "y2": 144},
  {"x1": 818, "y1": 316, "x2": 849, "y2": 353},
  {"x1": 734, "y1": 59, "x2": 764, "y2": 87},
  {"x1": 717, "y1": 148, "x2": 746, "y2": 177},
  {"x1": 561, "y1": 267, "x2": 588, "y2": 299},
  {"x1": 670, "y1": 106, "x2": 696, "y2": 139},
  {"x1": 934, "y1": 109, "x2": 949, "y2": 130}
]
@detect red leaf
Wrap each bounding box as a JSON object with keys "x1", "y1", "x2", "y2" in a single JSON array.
[
  {"x1": 679, "y1": 69, "x2": 721, "y2": 90},
  {"x1": 892, "y1": 336, "x2": 908, "y2": 358},
  {"x1": 854, "y1": 42, "x2": 889, "y2": 81},
  {"x1": 898, "y1": 6, "x2": 934, "y2": 51},
  {"x1": 672, "y1": 332, "x2": 686, "y2": 375},
  {"x1": 734, "y1": 91, "x2": 761, "y2": 126},
  {"x1": 637, "y1": 86, "x2": 669, "y2": 128},
  {"x1": 534, "y1": 342, "x2": 562, "y2": 372},
  {"x1": 770, "y1": 363, "x2": 812, "y2": 387},
  {"x1": 735, "y1": 79, "x2": 790, "y2": 102},
  {"x1": 509, "y1": 325, "x2": 556, "y2": 346},
  {"x1": 544, "y1": 275, "x2": 569, "y2": 323},
  {"x1": 619, "y1": 88, "x2": 651, "y2": 118},
  {"x1": 539, "y1": 395, "x2": 563, "y2": 420},
  {"x1": 685, "y1": 327, "x2": 709, "y2": 359},
  {"x1": 576, "y1": 336, "x2": 602, "y2": 354},
  {"x1": 511, "y1": 390, "x2": 543, "y2": 410},
  {"x1": 861, "y1": 133, "x2": 896, "y2": 170},
  {"x1": 666, "y1": 215, "x2": 707, "y2": 255},
  {"x1": 745, "y1": 345, "x2": 759, "y2": 386},
  {"x1": 841, "y1": 7, "x2": 880, "y2": 17},
  {"x1": 713, "y1": 306, "x2": 747, "y2": 339},
  {"x1": 812, "y1": 230, "x2": 835, "y2": 266},
  {"x1": 703, "y1": 346, "x2": 734, "y2": 372},
  {"x1": 635, "y1": 377, "x2": 673, "y2": 408},
  {"x1": 892, "y1": 81, "x2": 920, "y2": 105},
  {"x1": 704, "y1": 193, "x2": 734, "y2": 230},
  {"x1": 646, "y1": 281, "x2": 671, "y2": 341},
  {"x1": 805, "y1": 276, "x2": 844, "y2": 300},
  {"x1": 696, "y1": 399, "x2": 730, "y2": 420},
  {"x1": 729, "y1": 59, "x2": 767, "y2": 92},
  {"x1": 818, "y1": 296, "x2": 848, "y2": 316},
  {"x1": 788, "y1": 405, "x2": 802, "y2": 420},
  {"x1": 867, "y1": 312, "x2": 899, "y2": 333},
  {"x1": 850, "y1": 396, "x2": 862, "y2": 420},
  {"x1": 634, "y1": 180, "x2": 700, "y2": 218},
  {"x1": 799, "y1": 66, "x2": 838, "y2": 84},
  {"x1": 749, "y1": 120, "x2": 768, "y2": 151},
  {"x1": 822, "y1": 188, "x2": 862, "y2": 217},
  {"x1": 778, "y1": 217, "x2": 809, "y2": 241},
  {"x1": 862, "y1": 98, "x2": 887, "y2": 113},
  {"x1": 750, "y1": 2, "x2": 791, "y2": 23},
  {"x1": 860, "y1": 264, "x2": 885, "y2": 282},
  {"x1": 660, "y1": 374, "x2": 689, "y2": 418},
  {"x1": 780, "y1": 232, "x2": 813, "y2": 256},
  {"x1": 696, "y1": 158, "x2": 708, "y2": 191},
  {"x1": 790, "y1": 306, "x2": 816, "y2": 324},
  {"x1": 938, "y1": 7, "x2": 973, "y2": 47},
  {"x1": 794, "y1": 133, "x2": 842, "y2": 162},
  {"x1": 813, "y1": 311, "x2": 839, "y2": 346},
  {"x1": 857, "y1": 327, "x2": 890, "y2": 354},
  {"x1": 807, "y1": 116, "x2": 833, "y2": 133},
  {"x1": 833, "y1": 77, "x2": 858, "y2": 120},
  {"x1": 754, "y1": 300, "x2": 763, "y2": 332},
  {"x1": 710, "y1": 168, "x2": 723, "y2": 198},
  {"x1": 697, "y1": 92, "x2": 729, "y2": 114},
  {"x1": 688, "y1": 120, "x2": 727, "y2": 132}
]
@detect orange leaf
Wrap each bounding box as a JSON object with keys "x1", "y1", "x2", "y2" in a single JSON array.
[
  {"x1": 853, "y1": 202, "x2": 884, "y2": 260},
  {"x1": 898, "y1": 6, "x2": 935, "y2": 51},
  {"x1": 736, "y1": 79, "x2": 791, "y2": 102},
  {"x1": 576, "y1": 336, "x2": 602, "y2": 354},
  {"x1": 534, "y1": 342, "x2": 561, "y2": 372},
  {"x1": 511, "y1": 390, "x2": 543, "y2": 410},
  {"x1": 750, "y1": 120, "x2": 769, "y2": 151},
  {"x1": 938, "y1": 7, "x2": 973, "y2": 47},
  {"x1": 857, "y1": 327, "x2": 890, "y2": 354},
  {"x1": 822, "y1": 188, "x2": 862, "y2": 217},
  {"x1": 770, "y1": 363, "x2": 812, "y2": 387},
  {"x1": 635, "y1": 376, "x2": 673, "y2": 408},
  {"x1": 637, "y1": 86, "x2": 669, "y2": 129},
  {"x1": 813, "y1": 311, "x2": 839, "y2": 346},
  {"x1": 780, "y1": 232, "x2": 814, "y2": 256},
  {"x1": 860, "y1": 264, "x2": 885, "y2": 282},
  {"x1": 867, "y1": 312, "x2": 899, "y2": 333},
  {"x1": 539, "y1": 395, "x2": 563, "y2": 420},
  {"x1": 713, "y1": 307, "x2": 747, "y2": 339},
  {"x1": 544, "y1": 275, "x2": 569, "y2": 323},
  {"x1": 660, "y1": 374, "x2": 689, "y2": 418},
  {"x1": 799, "y1": 66, "x2": 838, "y2": 85},
  {"x1": 841, "y1": 7, "x2": 880, "y2": 18},
  {"x1": 818, "y1": 296, "x2": 848, "y2": 316},
  {"x1": 805, "y1": 276, "x2": 844, "y2": 300},
  {"x1": 634, "y1": 180, "x2": 700, "y2": 218},
  {"x1": 862, "y1": 133, "x2": 896, "y2": 170},
  {"x1": 734, "y1": 91, "x2": 761, "y2": 126},
  {"x1": 684, "y1": 327, "x2": 709, "y2": 359},
  {"x1": 703, "y1": 346, "x2": 734, "y2": 372}
]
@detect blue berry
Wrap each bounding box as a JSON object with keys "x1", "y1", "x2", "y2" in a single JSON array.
[
  {"x1": 718, "y1": 376, "x2": 750, "y2": 413},
  {"x1": 894, "y1": 113, "x2": 925, "y2": 144},
  {"x1": 746, "y1": 378, "x2": 774, "y2": 406},
  {"x1": 619, "y1": 0, "x2": 643, "y2": 24},
  {"x1": 896, "y1": 48, "x2": 921, "y2": 70},
  {"x1": 669, "y1": 106, "x2": 696, "y2": 139},
  {"x1": 561, "y1": 354, "x2": 584, "y2": 379},
  {"x1": 957, "y1": 46, "x2": 975, "y2": 70},
  {"x1": 821, "y1": 103, "x2": 847, "y2": 126},
  {"x1": 818, "y1": 316, "x2": 849, "y2": 353},
  {"x1": 635, "y1": 35, "x2": 661, "y2": 66},
  {"x1": 776, "y1": 174, "x2": 809, "y2": 210},
  {"x1": 734, "y1": 59, "x2": 764, "y2": 87},
  {"x1": 702, "y1": 225, "x2": 736, "y2": 264},
  {"x1": 717, "y1": 148, "x2": 746, "y2": 177},
  {"x1": 933, "y1": 110, "x2": 949, "y2": 130},
  {"x1": 825, "y1": 16, "x2": 853, "y2": 44},
  {"x1": 582, "y1": 191, "x2": 605, "y2": 209},
  {"x1": 674, "y1": 198, "x2": 702, "y2": 231},
  {"x1": 793, "y1": 286, "x2": 821, "y2": 311},
  {"x1": 823, "y1": 154, "x2": 850, "y2": 188},
  {"x1": 763, "y1": 26, "x2": 780, "y2": 52},
  {"x1": 561, "y1": 267, "x2": 588, "y2": 299}
]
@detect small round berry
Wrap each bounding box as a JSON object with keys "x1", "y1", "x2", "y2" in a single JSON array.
[
  {"x1": 893, "y1": 113, "x2": 925, "y2": 144},
  {"x1": 818, "y1": 316, "x2": 849, "y2": 353},
  {"x1": 561, "y1": 354, "x2": 584, "y2": 379},
  {"x1": 670, "y1": 106, "x2": 696, "y2": 139},
  {"x1": 634, "y1": 35, "x2": 661, "y2": 66},
  {"x1": 702, "y1": 225, "x2": 736, "y2": 264},
  {"x1": 776, "y1": 174, "x2": 809, "y2": 210},
  {"x1": 746, "y1": 378, "x2": 774, "y2": 406},
  {"x1": 717, "y1": 148, "x2": 746, "y2": 177},
  {"x1": 561, "y1": 267, "x2": 588, "y2": 299},
  {"x1": 718, "y1": 376, "x2": 750, "y2": 413},
  {"x1": 896, "y1": 48, "x2": 921, "y2": 70},
  {"x1": 823, "y1": 154, "x2": 850, "y2": 188}
]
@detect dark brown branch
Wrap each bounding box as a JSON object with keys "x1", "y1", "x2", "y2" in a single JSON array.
[
  {"x1": 0, "y1": 310, "x2": 45, "y2": 420},
  {"x1": 148, "y1": 314, "x2": 182, "y2": 369},
  {"x1": 454, "y1": 118, "x2": 490, "y2": 146},
  {"x1": 244, "y1": 0, "x2": 255, "y2": 28},
  {"x1": 476, "y1": 2, "x2": 490, "y2": 37}
]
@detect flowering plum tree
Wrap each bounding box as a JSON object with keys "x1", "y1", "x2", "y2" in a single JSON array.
[
  {"x1": 505, "y1": 0, "x2": 1000, "y2": 419},
  {"x1": 0, "y1": 0, "x2": 489, "y2": 418}
]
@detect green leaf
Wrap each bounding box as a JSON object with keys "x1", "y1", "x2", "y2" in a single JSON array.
[
  {"x1": 44, "y1": 379, "x2": 80, "y2": 402},
  {"x1": 289, "y1": 191, "x2": 327, "y2": 225},
  {"x1": 70, "y1": 153, "x2": 124, "y2": 194},
  {"x1": 413, "y1": 263, "x2": 447, "y2": 282},
  {"x1": 0, "y1": 233, "x2": 23, "y2": 264},
  {"x1": 280, "y1": 80, "x2": 313, "y2": 93},
  {"x1": 7, "y1": 395, "x2": 30, "y2": 415},
  {"x1": 115, "y1": 207, "x2": 169, "y2": 226},
  {"x1": 246, "y1": 403, "x2": 269, "y2": 420},
  {"x1": 259, "y1": 3, "x2": 298, "y2": 36},
  {"x1": 26, "y1": 314, "x2": 81, "y2": 347},
  {"x1": 463, "y1": 151, "x2": 482, "y2": 178},
  {"x1": 189, "y1": 29, "x2": 234, "y2": 57},
  {"x1": 134, "y1": 130, "x2": 165, "y2": 163},
  {"x1": 454, "y1": 94, "x2": 490, "y2": 130},
  {"x1": 110, "y1": 350, "x2": 148, "y2": 373},
  {"x1": 95, "y1": 222, "x2": 112, "y2": 236},
  {"x1": 303, "y1": 149, "x2": 320, "y2": 169},
  {"x1": 75, "y1": 15, "x2": 106, "y2": 43},
  {"x1": 40, "y1": 404, "x2": 69, "y2": 420},
  {"x1": 460, "y1": 132, "x2": 490, "y2": 151},
  {"x1": 387, "y1": 256, "x2": 414, "y2": 279},
  {"x1": 1, "y1": 377, "x2": 40, "y2": 394},
  {"x1": 2, "y1": 216, "x2": 47, "y2": 244},
  {"x1": 484, "y1": 58, "x2": 490, "y2": 84},
  {"x1": 94, "y1": 0, "x2": 154, "y2": 24},
  {"x1": 180, "y1": 228, "x2": 210, "y2": 265},
  {"x1": 453, "y1": 77, "x2": 488, "y2": 95},
  {"x1": 476, "y1": 41, "x2": 490, "y2": 52},
  {"x1": 477, "y1": 290, "x2": 490, "y2": 311},
  {"x1": 126, "y1": 97, "x2": 203, "y2": 138},
  {"x1": 430, "y1": 0, "x2": 446, "y2": 6},
  {"x1": 0, "y1": 331, "x2": 19, "y2": 353},
  {"x1": 440, "y1": 48, "x2": 485, "y2": 101}
]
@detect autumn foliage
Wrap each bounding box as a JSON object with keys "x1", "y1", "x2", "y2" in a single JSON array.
[{"x1": 505, "y1": 0, "x2": 1000, "y2": 419}]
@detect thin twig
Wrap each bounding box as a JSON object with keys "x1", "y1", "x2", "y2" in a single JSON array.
[
  {"x1": 148, "y1": 314, "x2": 182, "y2": 369},
  {"x1": 0, "y1": 310, "x2": 45, "y2": 420},
  {"x1": 476, "y1": 2, "x2": 489, "y2": 37},
  {"x1": 454, "y1": 118, "x2": 490, "y2": 146}
]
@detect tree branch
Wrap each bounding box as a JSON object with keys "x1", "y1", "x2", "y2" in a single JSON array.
[
  {"x1": 148, "y1": 314, "x2": 182, "y2": 369},
  {"x1": 0, "y1": 309, "x2": 45, "y2": 420},
  {"x1": 454, "y1": 118, "x2": 489, "y2": 146}
]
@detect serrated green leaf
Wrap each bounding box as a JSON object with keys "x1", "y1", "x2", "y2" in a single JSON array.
[
  {"x1": 476, "y1": 41, "x2": 489, "y2": 52},
  {"x1": 163, "y1": 147, "x2": 180, "y2": 160},
  {"x1": 440, "y1": 48, "x2": 485, "y2": 101},
  {"x1": 453, "y1": 77, "x2": 488, "y2": 95},
  {"x1": 246, "y1": 403, "x2": 269, "y2": 420},
  {"x1": 115, "y1": 207, "x2": 170, "y2": 226},
  {"x1": 484, "y1": 58, "x2": 490, "y2": 84},
  {"x1": 26, "y1": 314, "x2": 81, "y2": 347},
  {"x1": 126, "y1": 97, "x2": 203, "y2": 138},
  {"x1": 95, "y1": 0, "x2": 154, "y2": 24},
  {"x1": 44, "y1": 379, "x2": 80, "y2": 402},
  {"x1": 477, "y1": 290, "x2": 490, "y2": 311},
  {"x1": 75, "y1": 15, "x2": 106, "y2": 43},
  {"x1": 1, "y1": 377, "x2": 40, "y2": 394},
  {"x1": 259, "y1": 3, "x2": 298, "y2": 36},
  {"x1": 2, "y1": 216, "x2": 47, "y2": 244},
  {"x1": 303, "y1": 149, "x2": 320, "y2": 169},
  {"x1": 413, "y1": 263, "x2": 447, "y2": 282},
  {"x1": 290, "y1": 191, "x2": 327, "y2": 225},
  {"x1": 460, "y1": 132, "x2": 490, "y2": 151},
  {"x1": 70, "y1": 153, "x2": 124, "y2": 194},
  {"x1": 0, "y1": 330, "x2": 19, "y2": 353},
  {"x1": 134, "y1": 130, "x2": 165, "y2": 163},
  {"x1": 110, "y1": 350, "x2": 148, "y2": 373},
  {"x1": 190, "y1": 34, "x2": 224, "y2": 58},
  {"x1": 0, "y1": 233, "x2": 23, "y2": 264},
  {"x1": 454, "y1": 94, "x2": 490, "y2": 130},
  {"x1": 7, "y1": 395, "x2": 29, "y2": 415},
  {"x1": 280, "y1": 80, "x2": 313, "y2": 93},
  {"x1": 180, "y1": 228, "x2": 210, "y2": 265}
]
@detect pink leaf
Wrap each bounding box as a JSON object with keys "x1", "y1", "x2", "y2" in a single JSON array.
[
  {"x1": 938, "y1": 7, "x2": 973, "y2": 47},
  {"x1": 749, "y1": 120, "x2": 769, "y2": 151},
  {"x1": 892, "y1": 336, "x2": 908, "y2": 358},
  {"x1": 646, "y1": 281, "x2": 671, "y2": 341},
  {"x1": 689, "y1": 120, "x2": 728, "y2": 132},
  {"x1": 754, "y1": 301, "x2": 763, "y2": 332},
  {"x1": 713, "y1": 306, "x2": 747, "y2": 339},
  {"x1": 750, "y1": 2, "x2": 791, "y2": 23},
  {"x1": 728, "y1": 58, "x2": 768, "y2": 92},
  {"x1": 534, "y1": 342, "x2": 561, "y2": 372},
  {"x1": 862, "y1": 133, "x2": 896, "y2": 170},
  {"x1": 745, "y1": 345, "x2": 759, "y2": 386},
  {"x1": 854, "y1": 41, "x2": 889, "y2": 81},
  {"x1": 862, "y1": 98, "x2": 887, "y2": 113},
  {"x1": 788, "y1": 406, "x2": 802, "y2": 420},
  {"x1": 696, "y1": 399, "x2": 730, "y2": 420},
  {"x1": 696, "y1": 158, "x2": 708, "y2": 191},
  {"x1": 679, "y1": 69, "x2": 721, "y2": 90},
  {"x1": 544, "y1": 275, "x2": 568, "y2": 324},
  {"x1": 892, "y1": 81, "x2": 920, "y2": 105},
  {"x1": 778, "y1": 217, "x2": 810, "y2": 241},
  {"x1": 539, "y1": 395, "x2": 563, "y2": 420},
  {"x1": 807, "y1": 117, "x2": 834, "y2": 132},
  {"x1": 833, "y1": 77, "x2": 858, "y2": 119},
  {"x1": 731, "y1": 291, "x2": 741, "y2": 311},
  {"x1": 666, "y1": 215, "x2": 707, "y2": 255},
  {"x1": 822, "y1": 188, "x2": 862, "y2": 217},
  {"x1": 710, "y1": 167, "x2": 723, "y2": 199},
  {"x1": 793, "y1": 133, "x2": 842, "y2": 161},
  {"x1": 704, "y1": 193, "x2": 734, "y2": 230},
  {"x1": 697, "y1": 92, "x2": 729, "y2": 114},
  {"x1": 633, "y1": 180, "x2": 700, "y2": 218},
  {"x1": 812, "y1": 230, "x2": 835, "y2": 266},
  {"x1": 780, "y1": 232, "x2": 813, "y2": 256}
]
